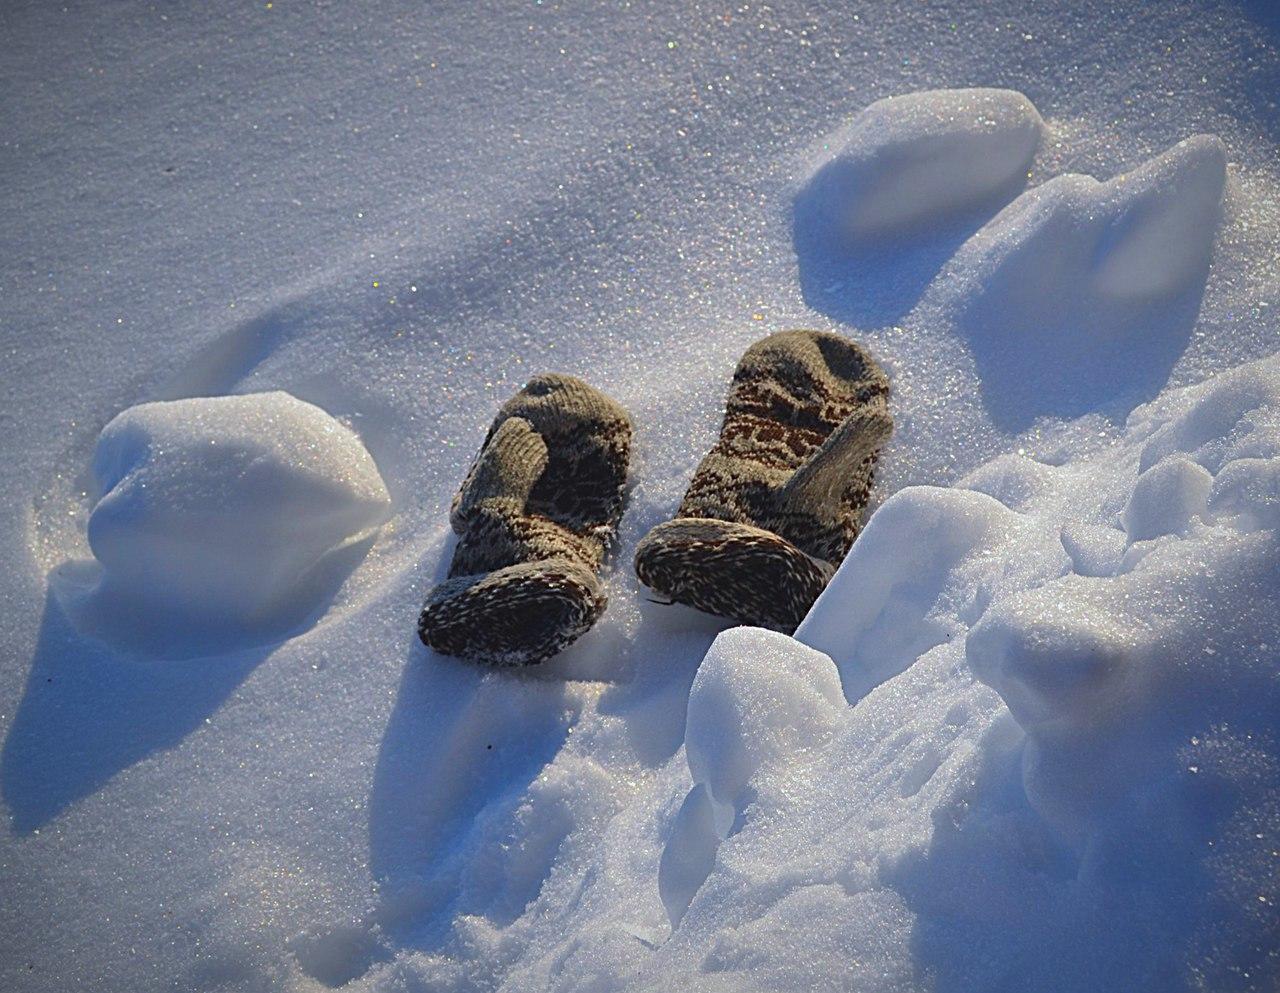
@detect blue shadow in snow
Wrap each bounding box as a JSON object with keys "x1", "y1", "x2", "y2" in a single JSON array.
[
  {"x1": 2, "y1": 537, "x2": 375, "y2": 834},
  {"x1": 885, "y1": 714, "x2": 1272, "y2": 992},
  {"x1": 884, "y1": 727, "x2": 1082, "y2": 993},
  {"x1": 367, "y1": 639, "x2": 578, "y2": 947},
  {"x1": 1241, "y1": 0, "x2": 1280, "y2": 34},
  {"x1": 1, "y1": 590, "x2": 265, "y2": 834},
  {"x1": 957, "y1": 273, "x2": 1210, "y2": 433},
  {"x1": 792, "y1": 163, "x2": 1031, "y2": 329}
]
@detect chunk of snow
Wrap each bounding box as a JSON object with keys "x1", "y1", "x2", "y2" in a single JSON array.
[
  {"x1": 795, "y1": 87, "x2": 1044, "y2": 244},
  {"x1": 684, "y1": 626, "x2": 845, "y2": 827},
  {"x1": 966, "y1": 580, "x2": 1155, "y2": 738},
  {"x1": 660, "y1": 627, "x2": 845, "y2": 928},
  {"x1": 959, "y1": 452, "x2": 1067, "y2": 512},
  {"x1": 950, "y1": 135, "x2": 1228, "y2": 425},
  {"x1": 1058, "y1": 522, "x2": 1128, "y2": 577},
  {"x1": 1121, "y1": 453, "x2": 1213, "y2": 541},
  {"x1": 1136, "y1": 353, "x2": 1280, "y2": 473},
  {"x1": 963, "y1": 134, "x2": 1226, "y2": 324},
  {"x1": 77, "y1": 391, "x2": 391, "y2": 649},
  {"x1": 1209, "y1": 457, "x2": 1280, "y2": 531},
  {"x1": 796, "y1": 486, "x2": 1069, "y2": 701}
]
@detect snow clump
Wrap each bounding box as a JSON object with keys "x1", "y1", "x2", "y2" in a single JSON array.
[
  {"x1": 74, "y1": 391, "x2": 392, "y2": 651},
  {"x1": 794, "y1": 87, "x2": 1045, "y2": 245}
]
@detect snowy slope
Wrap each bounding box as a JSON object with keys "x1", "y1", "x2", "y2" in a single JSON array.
[{"x1": 1, "y1": 1, "x2": 1278, "y2": 991}]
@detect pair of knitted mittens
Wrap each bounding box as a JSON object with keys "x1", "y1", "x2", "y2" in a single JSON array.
[
  {"x1": 418, "y1": 374, "x2": 633, "y2": 666},
  {"x1": 419, "y1": 329, "x2": 891, "y2": 666}
]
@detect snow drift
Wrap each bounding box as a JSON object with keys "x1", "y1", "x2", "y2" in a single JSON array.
[
  {"x1": 626, "y1": 355, "x2": 1280, "y2": 993},
  {"x1": 953, "y1": 135, "x2": 1228, "y2": 425}
]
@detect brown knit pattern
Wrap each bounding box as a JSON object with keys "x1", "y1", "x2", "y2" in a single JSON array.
[
  {"x1": 634, "y1": 329, "x2": 891, "y2": 632},
  {"x1": 420, "y1": 374, "x2": 632, "y2": 666}
]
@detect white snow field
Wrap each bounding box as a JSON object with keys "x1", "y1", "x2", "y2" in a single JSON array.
[{"x1": 2, "y1": 2, "x2": 1278, "y2": 992}]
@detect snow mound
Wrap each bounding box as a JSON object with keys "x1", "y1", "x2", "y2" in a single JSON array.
[
  {"x1": 661, "y1": 627, "x2": 844, "y2": 926},
  {"x1": 796, "y1": 485, "x2": 1068, "y2": 702},
  {"x1": 69, "y1": 391, "x2": 392, "y2": 653},
  {"x1": 956, "y1": 357, "x2": 1280, "y2": 943},
  {"x1": 1121, "y1": 453, "x2": 1213, "y2": 541},
  {"x1": 637, "y1": 355, "x2": 1280, "y2": 991},
  {"x1": 1136, "y1": 355, "x2": 1280, "y2": 474},
  {"x1": 963, "y1": 133, "x2": 1226, "y2": 320},
  {"x1": 794, "y1": 88, "x2": 1044, "y2": 245},
  {"x1": 969, "y1": 505, "x2": 1279, "y2": 853},
  {"x1": 953, "y1": 135, "x2": 1228, "y2": 424},
  {"x1": 684, "y1": 627, "x2": 846, "y2": 818}
]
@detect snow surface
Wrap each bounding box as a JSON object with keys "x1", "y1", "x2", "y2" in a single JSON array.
[{"x1": 3, "y1": 2, "x2": 1279, "y2": 992}]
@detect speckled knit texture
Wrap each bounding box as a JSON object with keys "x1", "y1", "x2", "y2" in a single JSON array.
[
  {"x1": 419, "y1": 374, "x2": 633, "y2": 666},
  {"x1": 634, "y1": 329, "x2": 892, "y2": 631}
]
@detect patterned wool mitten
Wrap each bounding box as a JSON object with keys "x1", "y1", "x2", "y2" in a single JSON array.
[
  {"x1": 634, "y1": 329, "x2": 892, "y2": 632},
  {"x1": 419, "y1": 374, "x2": 633, "y2": 665}
]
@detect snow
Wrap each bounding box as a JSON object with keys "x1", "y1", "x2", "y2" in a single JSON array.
[
  {"x1": 2, "y1": 1, "x2": 1279, "y2": 991},
  {"x1": 794, "y1": 88, "x2": 1044, "y2": 244},
  {"x1": 661, "y1": 628, "x2": 846, "y2": 927},
  {"x1": 795, "y1": 485, "x2": 1069, "y2": 702},
  {"x1": 684, "y1": 629, "x2": 845, "y2": 811},
  {"x1": 60, "y1": 392, "x2": 392, "y2": 657},
  {"x1": 1121, "y1": 452, "x2": 1214, "y2": 541},
  {"x1": 670, "y1": 356, "x2": 1280, "y2": 988},
  {"x1": 942, "y1": 134, "x2": 1229, "y2": 429}
]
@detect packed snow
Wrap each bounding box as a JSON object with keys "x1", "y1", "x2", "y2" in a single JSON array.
[
  {"x1": 794, "y1": 87, "x2": 1044, "y2": 245},
  {"x1": 952, "y1": 134, "x2": 1229, "y2": 427},
  {"x1": 660, "y1": 628, "x2": 846, "y2": 927},
  {"x1": 2, "y1": 2, "x2": 1278, "y2": 992},
  {"x1": 59, "y1": 391, "x2": 392, "y2": 657}
]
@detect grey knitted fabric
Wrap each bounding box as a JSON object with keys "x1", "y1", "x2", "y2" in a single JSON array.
[
  {"x1": 634, "y1": 329, "x2": 892, "y2": 632},
  {"x1": 419, "y1": 374, "x2": 633, "y2": 666}
]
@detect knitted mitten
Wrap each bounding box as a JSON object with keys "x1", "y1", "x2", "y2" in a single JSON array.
[
  {"x1": 420, "y1": 374, "x2": 632, "y2": 665},
  {"x1": 634, "y1": 329, "x2": 891, "y2": 631}
]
